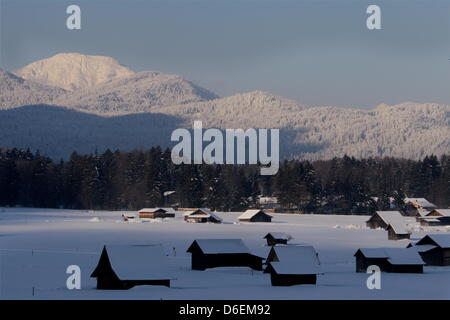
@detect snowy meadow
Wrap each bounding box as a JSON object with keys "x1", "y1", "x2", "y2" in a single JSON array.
[{"x1": 0, "y1": 208, "x2": 449, "y2": 300}]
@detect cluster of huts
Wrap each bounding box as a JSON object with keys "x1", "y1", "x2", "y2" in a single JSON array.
[
  {"x1": 90, "y1": 232, "x2": 450, "y2": 290},
  {"x1": 122, "y1": 207, "x2": 273, "y2": 224},
  {"x1": 366, "y1": 211, "x2": 412, "y2": 240},
  {"x1": 90, "y1": 232, "x2": 322, "y2": 289},
  {"x1": 366, "y1": 197, "x2": 450, "y2": 240},
  {"x1": 355, "y1": 233, "x2": 450, "y2": 274}
]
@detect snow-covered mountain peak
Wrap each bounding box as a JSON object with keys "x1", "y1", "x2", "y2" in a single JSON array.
[{"x1": 14, "y1": 53, "x2": 135, "y2": 91}]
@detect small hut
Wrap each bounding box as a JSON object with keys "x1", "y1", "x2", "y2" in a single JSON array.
[
  {"x1": 184, "y1": 208, "x2": 222, "y2": 223},
  {"x1": 121, "y1": 213, "x2": 136, "y2": 222},
  {"x1": 386, "y1": 223, "x2": 411, "y2": 240},
  {"x1": 354, "y1": 248, "x2": 424, "y2": 273},
  {"x1": 366, "y1": 211, "x2": 404, "y2": 229},
  {"x1": 186, "y1": 239, "x2": 263, "y2": 271},
  {"x1": 238, "y1": 209, "x2": 272, "y2": 223},
  {"x1": 412, "y1": 234, "x2": 450, "y2": 266},
  {"x1": 90, "y1": 244, "x2": 174, "y2": 289},
  {"x1": 263, "y1": 232, "x2": 292, "y2": 246},
  {"x1": 403, "y1": 198, "x2": 437, "y2": 217},
  {"x1": 264, "y1": 245, "x2": 320, "y2": 286},
  {"x1": 138, "y1": 208, "x2": 175, "y2": 219},
  {"x1": 420, "y1": 209, "x2": 450, "y2": 226}
]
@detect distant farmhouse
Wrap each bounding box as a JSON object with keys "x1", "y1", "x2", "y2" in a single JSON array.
[
  {"x1": 138, "y1": 208, "x2": 175, "y2": 219},
  {"x1": 366, "y1": 211, "x2": 410, "y2": 240},
  {"x1": 371, "y1": 196, "x2": 437, "y2": 217},
  {"x1": 418, "y1": 209, "x2": 450, "y2": 226},
  {"x1": 183, "y1": 208, "x2": 222, "y2": 223},
  {"x1": 258, "y1": 196, "x2": 280, "y2": 210},
  {"x1": 263, "y1": 232, "x2": 292, "y2": 246},
  {"x1": 264, "y1": 245, "x2": 320, "y2": 286},
  {"x1": 403, "y1": 198, "x2": 437, "y2": 217},
  {"x1": 386, "y1": 224, "x2": 411, "y2": 240},
  {"x1": 186, "y1": 239, "x2": 263, "y2": 271},
  {"x1": 409, "y1": 234, "x2": 450, "y2": 266},
  {"x1": 354, "y1": 248, "x2": 424, "y2": 273},
  {"x1": 366, "y1": 211, "x2": 404, "y2": 229},
  {"x1": 238, "y1": 209, "x2": 272, "y2": 223},
  {"x1": 91, "y1": 245, "x2": 174, "y2": 289}
]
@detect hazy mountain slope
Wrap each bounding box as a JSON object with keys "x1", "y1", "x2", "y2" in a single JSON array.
[
  {"x1": 153, "y1": 95, "x2": 450, "y2": 160},
  {"x1": 0, "y1": 105, "x2": 182, "y2": 159},
  {"x1": 152, "y1": 90, "x2": 305, "y2": 128},
  {"x1": 0, "y1": 69, "x2": 66, "y2": 109},
  {"x1": 0, "y1": 98, "x2": 448, "y2": 160},
  {"x1": 55, "y1": 71, "x2": 219, "y2": 115},
  {"x1": 14, "y1": 53, "x2": 134, "y2": 91}
]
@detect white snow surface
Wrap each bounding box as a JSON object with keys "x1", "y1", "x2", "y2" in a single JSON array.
[{"x1": 0, "y1": 207, "x2": 449, "y2": 300}]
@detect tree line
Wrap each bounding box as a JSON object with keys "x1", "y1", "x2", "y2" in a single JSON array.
[{"x1": 0, "y1": 147, "x2": 449, "y2": 214}]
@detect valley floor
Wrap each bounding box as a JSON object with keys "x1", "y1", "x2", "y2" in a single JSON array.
[{"x1": 0, "y1": 208, "x2": 449, "y2": 300}]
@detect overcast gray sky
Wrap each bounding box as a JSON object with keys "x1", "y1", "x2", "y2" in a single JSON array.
[{"x1": 1, "y1": 0, "x2": 449, "y2": 108}]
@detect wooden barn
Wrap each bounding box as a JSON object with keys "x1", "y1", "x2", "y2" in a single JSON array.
[
  {"x1": 183, "y1": 208, "x2": 222, "y2": 223},
  {"x1": 354, "y1": 248, "x2": 424, "y2": 273},
  {"x1": 386, "y1": 223, "x2": 411, "y2": 240},
  {"x1": 412, "y1": 234, "x2": 450, "y2": 266},
  {"x1": 403, "y1": 198, "x2": 437, "y2": 217},
  {"x1": 264, "y1": 245, "x2": 320, "y2": 286},
  {"x1": 238, "y1": 209, "x2": 272, "y2": 223},
  {"x1": 186, "y1": 239, "x2": 263, "y2": 271},
  {"x1": 263, "y1": 232, "x2": 292, "y2": 246},
  {"x1": 138, "y1": 208, "x2": 175, "y2": 219},
  {"x1": 420, "y1": 209, "x2": 450, "y2": 226},
  {"x1": 366, "y1": 211, "x2": 404, "y2": 229},
  {"x1": 90, "y1": 244, "x2": 174, "y2": 289}
]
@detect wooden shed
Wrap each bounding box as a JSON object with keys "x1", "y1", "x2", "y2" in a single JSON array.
[
  {"x1": 238, "y1": 209, "x2": 272, "y2": 223},
  {"x1": 90, "y1": 244, "x2": 174, "y2": 289},
  {"x1": 404, "y1": 198, "x2": 437, "y2": 217},
  {"x1": 412, "y1": 234, "x2": 450, "y2": 266},
  {"x1": 138, "y1": 208, "x2": 175, "y2": 219},
  {"x1": 183, "y1": 208, "x2": 222, "y2": 223},
  {"x1": 354, "y1": 248, "x2": 424, "y2": 273},
  {"x1": 186, "y1": 239, "x2": 263, "y2": 271},
  {"x1": 366, "y1": 211, "x2": 404, "y2": 229},
  {"x1": 420, "y1": 209, "x2": 450, "y2": 226},
  {"x1": 263, "y1": 232, "x2": 292, "y2": 246},
  {"x1": 264, "y1": 245, "x2": 320, "y2": 286},
  {"x1": 386, "y1": 224, "x2": 411, "y2": 240}
]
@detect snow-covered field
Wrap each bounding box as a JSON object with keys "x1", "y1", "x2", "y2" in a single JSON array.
[{"x1": 0, "y1": 208, "x2": 449, "y2": 300}]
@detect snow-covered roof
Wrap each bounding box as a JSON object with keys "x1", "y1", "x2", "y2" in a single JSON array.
[
  {"x1": 104, "y1": 245, "x2": 174, "y2": 280},
  {"x1": 427, "y1": 209, "x2": 450, "y2": 217},
  {"x1": 417, "y1": 234, "x2": 450, "y2": 249},
  {"x1": 190, "y1": 239, "x2": 251, "y2": 254},
  {"x1": 264, "y1": 232, "x2": 292, "y2": 241},
  {"x1": 259, "y1": 197, "x2": 278, "y2": 204},
  {"x1": 374, "y1": 211, "x2": 408, "y2": 234},
  {"x1": 356, "y1": 248, "x2": 424, "y2": 265},
  {"x1": 239, "y1": 209, "x2": 271, "y2": 220},
  {"x1": 138, "y1": 208, "x2": 166, "y2": 213},
  {"x1": 413, "y1": 245, "x2": 437, "y2": 253},
  {"x1": 158, "y1": 207, "x2": 177, "y2": 214},
  {"x1": 387, "y1": 223, "x2": 409, "y2": 235},
  {"x1": 404, "y1": 198, "x2": 437, "y2": 208},
  {"x1": 183, "y1": 209, "x2": 222, "y2": 221},
  {"x1": 267, "y1": 245, "x2": 320, "y2": 275}
]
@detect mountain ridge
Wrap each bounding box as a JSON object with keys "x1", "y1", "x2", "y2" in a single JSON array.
[{"x1": 1, "y1": 53, "x2": 449, "y2": 160}]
